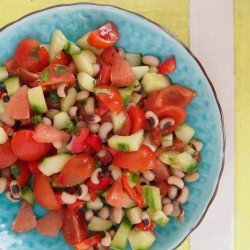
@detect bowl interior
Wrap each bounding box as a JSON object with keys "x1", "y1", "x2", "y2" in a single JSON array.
[{"x1": 0, "y1": 4, "x2": 224, "y2": 250}]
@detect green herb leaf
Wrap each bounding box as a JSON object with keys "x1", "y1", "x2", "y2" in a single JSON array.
[
  {"x1": 40, "y1": 68, "x2": 50, "y2": 82},
  {"x1": 54, "y1": 66, "x2": 67, "y2": 75},
  {"x1": 49, "y1": 90, "x2": 60, "y2": 103},
  {"x1": 117, "y1": 143, "x2": 130, "y2": 152},
  {"x1": 32, "y1": 115, "x2": 43, "y2": 124},
  {"x1": 11, "y1": 165, "x2": 21, "y2": 177},
  {"x1": 29, "y1": 47, "x2": 40, "y2": 61}
]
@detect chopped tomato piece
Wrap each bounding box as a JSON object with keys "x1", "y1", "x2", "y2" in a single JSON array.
[
  {"x1": 106, "y1": 179, "x2": 126, "y2": 208},
  {"x1": 33, "y1": 171, "x2": 62, "y2": 211},
  {"x1": 33, "y1": 123, "x2": 70, "y2": 143},
  {"x1": 59, "y1": 154, "x2": 95, "y2": 187},
  {"x1": 5, "y1": 85, "x2": 30, "y2": 120},
  {"x1": 121, "y1": 175, "x2": 144, "y2": 207},
  {"x1": 36, "y1": 210, "x2": 64, "y2": 237},
  {"x1": 39, "y1": 64, "x2": 76, "y2": 91},
  {"x1": 12, "y1": 161, "x2": 31, "y2": 187},
  {"x1": 136, "y1": 221, "x2": 156, "y2": 232},
  {"x1": 67, "y1": 200, "x2": 85, "y2": 210},
  {"x1": 71, "y1": 128, "x2": 90, "y2": 154},
  {"x1": 86, "y1": 174, "x2": 112, "y2": 191},
  {"x1": 12, "y1": 201, "x2": 37, "y2": 233},
  {"x1": 151, "y1": 160, "x2": 171, "y2": 181},
  {"x1": 62, "y1": 208, "x2": 88, "y2": 245},
  {"x1": 95, "y1": 86, "x2": 123, "y2": 114},
  {"x1": 127, "y1": 105, "x2": 146, "y2": 134},
  {"x1": 112, "y1": 145, "x2": 157, "y2": 172},
  {"x1": 74, "y1": 235, "x2": 101, "y2": 250},
  {"x1": 88, "y1": 22, "x2": 120, "y2": 49},
  {"x1": 156, "y1": 106, "x2": 187, "y2": 136},
  {"x1": 149, "y1": 127, "x2": 162, "y2": 146},
  {"x1": 11, "y1": 130, "x2": 51, "y2": 161},
  {"x1": 96, "y1": 64, "x2": 111, "y2": 86},
  {"x1": 155, "y1": 180, "x2": 171, "y2": 196},
  {"x1": 51, "y1": 51, "x2": 72, "y2": 66},
  {"x1": 158, "y1": 57, "x2": 176, "y2": 75},
  {"x1": 101, "y1": 47, "x2": 117, "y2": 65},
  {"x1": 28, "y1": 161, "x2": 39, "y2": 174},
  {"x1": 115, "y1": 110, "x2": 131, "y2": 136},
  {"x1": 14, "y1": 39, "x2": 49, "y2": 73},
  {"x1": 86, "y1": 134, "x2": 103, "y2": 151},
  {"x1": 0, "y1": 141, "x2": 17, "y2": 169},
  {"x1": 111, "y1": 53, "x2": 135, "y2": 87}
]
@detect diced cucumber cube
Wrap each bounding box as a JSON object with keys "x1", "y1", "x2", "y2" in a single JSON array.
[
  {"x1": 86, "y1": 197, "x2": 103, "y2": 211},
  {"x1": 111, "y1": 110, "x2": 127, "y2": 132},
  {"x1": 77, "y1": 72, "x2": 96, "y2": 92},
  {"x1": 38, "y1": 154, "x2": 72, "y2": 176},
  {"x1": 147, "y1": 208, "x2": 169, "y2": 227},
  {"x1": 130, "y1": 92, "x2": 143, "y2": 104},
  {"x1": 143, "y1": 185, "x2": 162, "y2": 210},
  {"x1": 175, "y1": 123, "x2": 195, "y2": 144},
  {"x1": 4, "y1": 77, "x2": 20, "y2": 96},
  {"x1": 28, "y1": 86, "x2": 48, "y2": 114},
  {"x1": 125, "y1": 53, "x2": 142, "y2": 66},
  {"x1": 158, "y1": 151, "x2": 180, "y2": 165},
  {"x1": 126, "y1": 207, "x2": 142, "y2": 224},
  {"x1": 131, "y1": 66, "x2": 149, "y2": 80},
  {"x1": 171, "y1": 152, "x2": 198, "y2": 173},
  {"x1": 64, "y1": 41, "x2": 81, "y2": 55},
  {"x1": 53, "y1": 112, "x2": 73, "y2": 130},
  {"x1": 0, "y1": 66, "x2": 9, "y2": 82},
  {"x1": 60, "y1": 87, "x2": 77, "y2": 112},
  {"x1": 141, "y1": 73, "x2": 171, "y2": 93},
  {"x1": 22, "y1": 186, "x2": 35, "y2": 205},
  {"x1": 162, "y1": 133, "x2": 173, "y2": 147},
  {"x1": 108, "y1": 129, "x2": 144, "y2": 152},
  {"x1": 87, "y1": 216, "x2": 112, "y2": 232}
]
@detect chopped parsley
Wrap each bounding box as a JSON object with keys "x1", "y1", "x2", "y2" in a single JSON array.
[
  {"x1": 29, "y1": 46, "x2": 40, "y2": 61},
  {"x1": 49, "y1": 90, "x2": 60, "y2": 103},
  {"x1": 40, "y1": 68, "x2": 50, "y2": 82},
  {"x1": 11, "y1": 165, "x2": 21, "y2": 177},
  {"x1": 117, "y1": 143, "x2": 130, "y2": 152},
  {"x1": 32, "y1": 115, "x2": 43, "y2": 124},
  {"x1": 54, "y1": 66, "x2": 67, "y2": 75}
]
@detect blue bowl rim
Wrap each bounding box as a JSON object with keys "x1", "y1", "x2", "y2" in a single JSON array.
[{"x1": 0, "y1": 3, "x2": 226, "y2": 250}]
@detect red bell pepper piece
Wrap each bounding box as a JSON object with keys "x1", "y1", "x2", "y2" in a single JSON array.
[
  {"x1": 71, "y1": 128, "x2": 89, "y2": 154},
  {"x1": 158, "y1": 57, "x2": 176, "y2": 75},
  {"x1": 136, "y1": 221, "x2": 156, "y2": 232},
  {"x1": 74, "y1": 234, "x2": 101, "y2": 250},
  {"x1": 121, "y1": 175, "x2": 143, "y2": 207},
  {"x1": 67, "y1": 200, "x2": 85, "y2": 210},
  {"x1": 86, "y1": 174, "x2": 112, "y2": 191}
]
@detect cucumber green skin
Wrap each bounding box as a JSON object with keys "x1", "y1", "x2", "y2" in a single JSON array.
[
  {"x1": 127, "y1": 173, "x2": 140, "y2": 188},
  {"x1": 118, "y1": 83, "x2": 134, "y2": 106},
  {"x1": 147, "y1": 208, "x2": 169, "y2": 227},
  {"x1": 86, "y1": 197, "x2": 103, "y2": 211},
  {"x1": 31, "y1": 104, "x2": 47, "y2": 114},
  {"x1": 28, "y1": 86, "x2": 48, "y2": 114},
  {"x1": 171, "y1": 152, "x2": 198, "y2": 173},
  {"x1": 143, "y1": 186, "x2": 162, "y2": 210},
  {"x1": 22, "y1": 186, "x2": 35, "y2": 205},
  {"x1": 111, "y1": 219, "x2": 132, "y2": 250},
  {"x1": 87, "y1": 217, "x2": 113, "y2": 232},
  {"x1": 128, "y1": 229, "x2": 156, "y2": 250}
]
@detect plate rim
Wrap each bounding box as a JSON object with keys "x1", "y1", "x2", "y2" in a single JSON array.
[{"x1": 0, "y1": 3, "x2": 226, "y2": 250}]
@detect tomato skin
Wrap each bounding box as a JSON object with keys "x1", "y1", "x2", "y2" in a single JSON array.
[
  {"x1": 62, "y1": 208, "x2": 88, "y2": 245},
  {"x1": 39, "y1": 64, "x2": 76, "y2": 91},
  {"x1": 14, "y1": 161, "x2": 31, "y2": 187},
  {"x1": 5, "y1": 85, "x2": 30, "y2": 120},
  {"x1": 0, "y1": 141, "x2": 18, "y2": 169},
  {"x1": 127, "y1": 106, "x2": 146, "y2": 134},
  {"x1": 14, "y1": 39, "x2": 49, "y2": 73},
  {"x1": 158, "y1": 57, "x2": 176, "y2": 75},
  {"x1": 33, "y1": 171, "x2": 61, "y2": 210},
  {"x1": 106, "y1": 179, "x2": 125, "y2": 208},
  {"x1": 11, "y1": 130, "x2": 52, "y2": 162},
  {"x1": 149, "y1": 127, "x2": 162, "y2": 146},
  {"x1": 67, "y1": 200, "x2": 85, "y2": 210},
  {"x1": 88, "y1": 22, "x2": 120, "y2": 49},
  {"x1": 59, "y1": 154, "x2": 95, "y2": 187},
  {"x1": 95, "y1": 86, "x2": 123, "y2": 114},
  {"x1": 28, "y1": 161, "x2": 39, "y2": 174},
  {"x1": 101, "y1": 47, "x2": 117, "y2": 65},
  {"x1": 86, "y1": 134, "x2": 103, "y2": 151},
  {"x1": 151, "y1": 160, "x2": 171, "y2": 181},
  {"x1": 86, "y1": 174, "x2": 112, "y2": 191},
  {"x1": 155, "y1": 180, "x2": 171, "y2": 196},
  {"x1": 156, "y1": 106, "x2": 187, "y2": 136},
  {"x1": 96, "y1": 64, "x2": 111, "y2": 86},
  {"x1": 111, "y1": 53, "x2": 135, "y2": 87},
  {"x1": 71, "y1": 128, "x2": 90, "y2": 154},
  {"x1": 51, "y1": 51, "x2": 72, "y2": 66},
  {"x1": 112, "y1": 145, "x2": 157, "y2": 172},
  {"x1": 74, "y1": 235, "x2": 101, "y2": 250},
  {"x1": 145, "y1": 85, "x2": 196, "y2": 111}
]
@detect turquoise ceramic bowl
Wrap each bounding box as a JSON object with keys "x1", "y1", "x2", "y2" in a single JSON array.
[{"x1": 0, "y1": 3, "x2": 225, "y2": 250}]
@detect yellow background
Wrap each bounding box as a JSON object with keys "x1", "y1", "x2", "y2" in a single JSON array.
[{"x1": 1, "y1": 0, "x2": 249, "y2": 249}]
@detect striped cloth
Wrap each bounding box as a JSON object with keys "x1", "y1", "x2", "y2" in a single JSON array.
[{"x1": 0, "y1": 0, "x2": 248, "y2": 249}]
